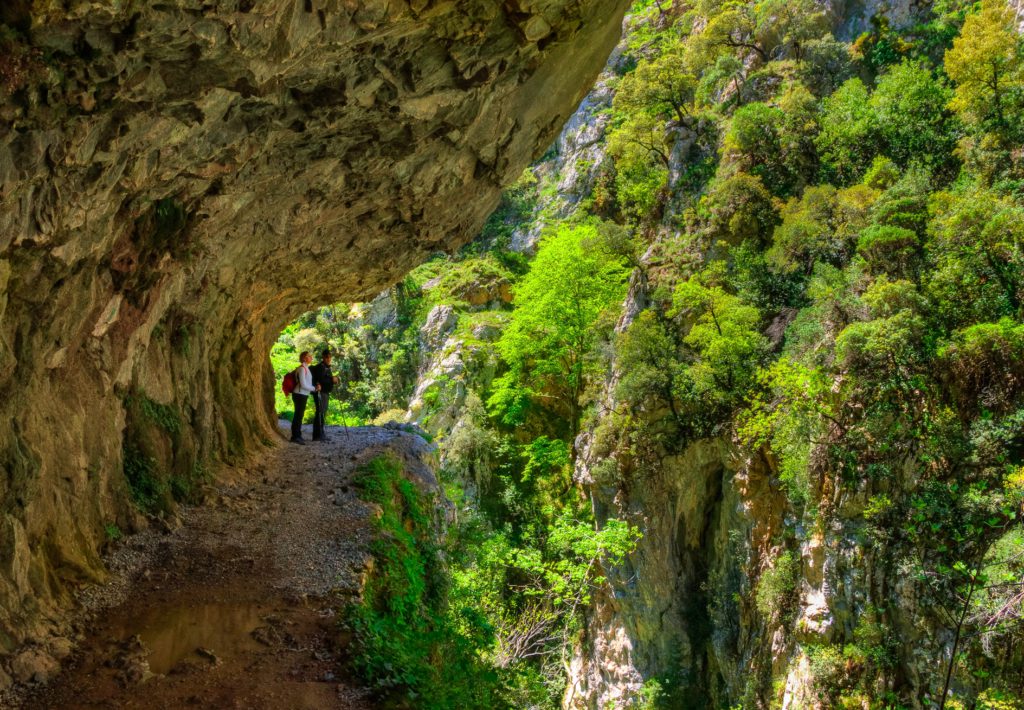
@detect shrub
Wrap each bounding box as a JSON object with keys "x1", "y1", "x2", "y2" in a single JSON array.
[
  {"x1": 870, "y1": 61, "x2": 959, "y2": 173},
  {"x1": 857, "y1": 225, "x2": 920, "y2": 277},
  {"x1": 702, "y1": 172, "x2": 780, "y2": 246},
  {"x1": 122, "y1": 443, "x2": 167, "y2": 513},
  {"x1": 939, "y1": 318, "x2": 1024, "y2": 413},
  {"x1": 345, "y1": 455, "x2": 501, "y2": 707},
  {"x1": 806, "y1": 644, "x2": 848, "y2": 697},
  {"x1": 755, "y1": 549, "x2": 800, "y2": 620},
  {"x1": 722, "y1": 102, "x2": 798, "y2": 196},
  {"x1": 816, "y1": 78, "x2": 880, "y2": 184}
]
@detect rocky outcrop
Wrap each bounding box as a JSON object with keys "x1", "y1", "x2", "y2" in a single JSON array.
[
  {"x1": 0, "y1": 0, "x2": 630, "y2": 664},
  {"x1": 825, "y1": 0, "x2": 929, "y2": 39},
  {"x1": 569, "y1": 414, "x2": 789, "y2": 708}
]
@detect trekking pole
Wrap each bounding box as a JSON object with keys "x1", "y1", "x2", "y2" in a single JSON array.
[
  {"x1": 338, "y1": 374, "x2": 351, "y2": 439},
  {"x1": 340, "y1": 401, "x2": 351, "y2": 438}
]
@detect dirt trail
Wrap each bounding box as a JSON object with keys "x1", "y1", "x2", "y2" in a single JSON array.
[{"x1": 20, "y1": 424, "x2": 431, "y2": 710}]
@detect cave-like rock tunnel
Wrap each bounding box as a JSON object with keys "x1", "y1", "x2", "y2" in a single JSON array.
[{"x1": 0, "y1": 0, "x2": 628, "y2": 654}]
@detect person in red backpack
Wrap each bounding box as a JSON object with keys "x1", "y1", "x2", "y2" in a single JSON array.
[{"x1": 290, "y1": 351, "x2": 319, "y2": 444}]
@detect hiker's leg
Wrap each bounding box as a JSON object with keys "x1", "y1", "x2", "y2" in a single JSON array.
[
  {"x1": 312, "y1": 393, "x2": 324, "y2": 440},
  {"x1": 319, "y1": 392, "x2": 330, "y2": 439},
  {"x1": 291, "y1": 394, "x2": 307, "y2": 440}
]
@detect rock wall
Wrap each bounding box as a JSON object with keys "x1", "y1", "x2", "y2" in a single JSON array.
[
  {"x1": 0, "y1": 0, "x2": 630, "y2": 662},
  {"x1": 567, "y1": 325, "x2": 791, "y2": 709}
]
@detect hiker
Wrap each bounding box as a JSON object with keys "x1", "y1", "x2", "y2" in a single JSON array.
[
  {"x1": 310, "y1": 349, "x2": 338, "y2": 442},
  {"x1": 290, "y1": 350, "x2": 318, "y2": 444}
]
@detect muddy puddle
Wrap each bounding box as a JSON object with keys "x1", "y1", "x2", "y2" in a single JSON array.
[{"x1": 121, "y1": 601, "x2": 269, "y2": 674}]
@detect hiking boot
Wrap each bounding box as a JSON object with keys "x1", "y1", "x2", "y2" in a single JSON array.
[{"x1": 290, "y1": 438, "x2": 306, "y2": 445}]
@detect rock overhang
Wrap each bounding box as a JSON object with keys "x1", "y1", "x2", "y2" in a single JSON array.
[{"x1": 0, "y1": 0, "x2": 629, "y2": 661}]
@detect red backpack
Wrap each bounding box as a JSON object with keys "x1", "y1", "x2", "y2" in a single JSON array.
[{"x1": 281, "y1": 369, "x2": 298, "y2": 395}]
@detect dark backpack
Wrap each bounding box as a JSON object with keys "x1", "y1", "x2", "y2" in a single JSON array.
[{"x1": 282, "y1": 369, "x2": 298, "y2": 395}]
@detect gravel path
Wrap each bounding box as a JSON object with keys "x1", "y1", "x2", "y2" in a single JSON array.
[{"x1": 13, "y1": 424, "x2": 435, "y2": 710}]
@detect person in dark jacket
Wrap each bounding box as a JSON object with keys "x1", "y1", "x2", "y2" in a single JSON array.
[{"x1": 310, "y1": 350, "x2": 338, "y2": 442}]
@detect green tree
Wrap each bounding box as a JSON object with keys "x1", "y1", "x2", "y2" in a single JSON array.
[
  {"x1": 767, "y1": 184, "x2": 876, "y2": 275},
  {"x1": 926, "y1": 188, "x2": 1024, "y2": 328},
  {"x1": 606, "y1": 112, "x2": 671, "y2": 222},
  {"x1": 698, "y1": 54, "x2": 747, "y2": 106},
  {"x1": 701, "y1": 172, "x2": 779, "y2": 247},
  {"x1": 671, "y1": 269, "x2": 768, "y2": 410},
  {"x1": 698, "y1": 0, "x2": 829, "y2": 63},
  {"x1": 870, "y1": 61, "x2": 959, "y2": 171},
  {"x1": 945, "y1": 0, "x2": 1024, "y2": 135},
  {"x1": 722, "y1": 102, "x2": 793, "y2": 195},
  {"x1": 740, "y1": 358, "x2": 846, "y2": 506},
  {"x1": 616, "y1": 309, "x2": 686, "y2": 426},
  {"x1": 816, "y1": 78, "x2": 880, "y2": 185},
  {"x1": 489, "y1": 223, "x2": 630, "y2": 456},
  {"x1": 938, "y1": 318, "x2": 1024, "y2": 414},
  {"x1": 616, "y1": 39, "x2": 698, "y2": 123},
  {"x1": 857, "y1": 224, "x2": 920, "y2": 279},
  {"x1": 799, "y1": 35, "x2": 854, "y2": 96},
  {"x1": 721, "y1": 84, "x2": 819, "y2": 197}
]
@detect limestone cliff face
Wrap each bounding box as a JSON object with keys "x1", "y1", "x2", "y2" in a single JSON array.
[
  {"x1": 565, "y1": 274, "x2": 790, "y2": 709},
  {"x1": 0, "y1": 0, "x2": 629, "y2": 662}
]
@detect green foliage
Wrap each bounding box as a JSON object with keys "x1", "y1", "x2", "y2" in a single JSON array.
[
  {"x1": 346, "y1": 455, "x2": 501, "y2": 707},
  {"x1": 852, "y1": 15, "x2": 914, "y2": 73},
  {"x1": 945, "y1": 0, "x2": 1024, "y2": 136},
  {"x1": 740, "y1": 358, "x2": 841, "y2": 507},
  {"x1": 479, "y1": 168, "x2": 539, "y2": 246},
  {"x1": 939, "y1": 318, "x2": 1024, "y2": 413},
  {"x1": 799, "y1": 35, "x2": 855, "y2": 97},
  {"x1": 766, "y1": 183, "x2": 875, "y2": 275},
  {"x1": 136, "y1": 395, "x2": 181, "y2": 436},
  {"x1": 672, "y1": 270, "x2": 768, "y2": 405},
  {"x1": 616, "y1": 309, "x2": 681, "y2": 414},
  {"x1": 615, "y1": 41, "x2": 697, "y2": 123},
  {"x1": 722, "y1": 100, "x2": 812, "y2": 197},
  {"x1": 870, "y1": 61, "x2": 960, "y2": 173},
  {"x1": 606, "y1": 112, "x2": 672, "y2": 222},
  {"x1": 696, "y1": 0, "x2": 829, "y2": 66},
  {"x1": 152, "y1": 198, "x2": 188, "y2": 244},
  {"x1": 489, "y1": 223, "x2": 629, "y2": 446},
  {"x1": 871, "y1": 165, "x2": 932, "y2": 234},
  {"x1": 104, "y1": 523, "x2": 123, "y2": 542},
  {"x1": 806, "y1": 644, "x2": 850, "y2": 698},
  {"x1": 755, "y1": 550, "x2": 800, "y2": 620},
  {"x1": 701, "y1": 172, "x2": 779, "y2": 246},
  {"x1": 835, "y1": 305, "x2": 925, "y2": 378},
  {"x1": 122, "y1": 443, "x2": 167, "y2": 513},
  {"x1": 170, "y1": 459, "x2": 211, "y2": 504},
  {"x1": 857, "y1": 225, "x2": 920, "y2": 278},
  {"x1": 816, "y1": 78, "x2": 880, "y2": 184},
  {"x1": 927, "y1": 188, "x2": 1024, "y2": 326}
]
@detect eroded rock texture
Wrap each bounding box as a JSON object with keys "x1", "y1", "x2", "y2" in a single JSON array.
[{"x1": 0, "y1": 0, "x2": 627, "y2": 655}]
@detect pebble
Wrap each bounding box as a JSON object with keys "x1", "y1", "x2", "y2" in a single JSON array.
[{"x1": 47, "y1": 638, "x2": 74, "y2": 661}]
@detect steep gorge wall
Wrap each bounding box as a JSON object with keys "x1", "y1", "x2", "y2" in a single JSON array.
[
  {"x1": 489, "y1": 2, "x2": 972, "y2": 707},
  {"x1": 0, "y1": 0, "x2": 630, "y2": 664}
]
